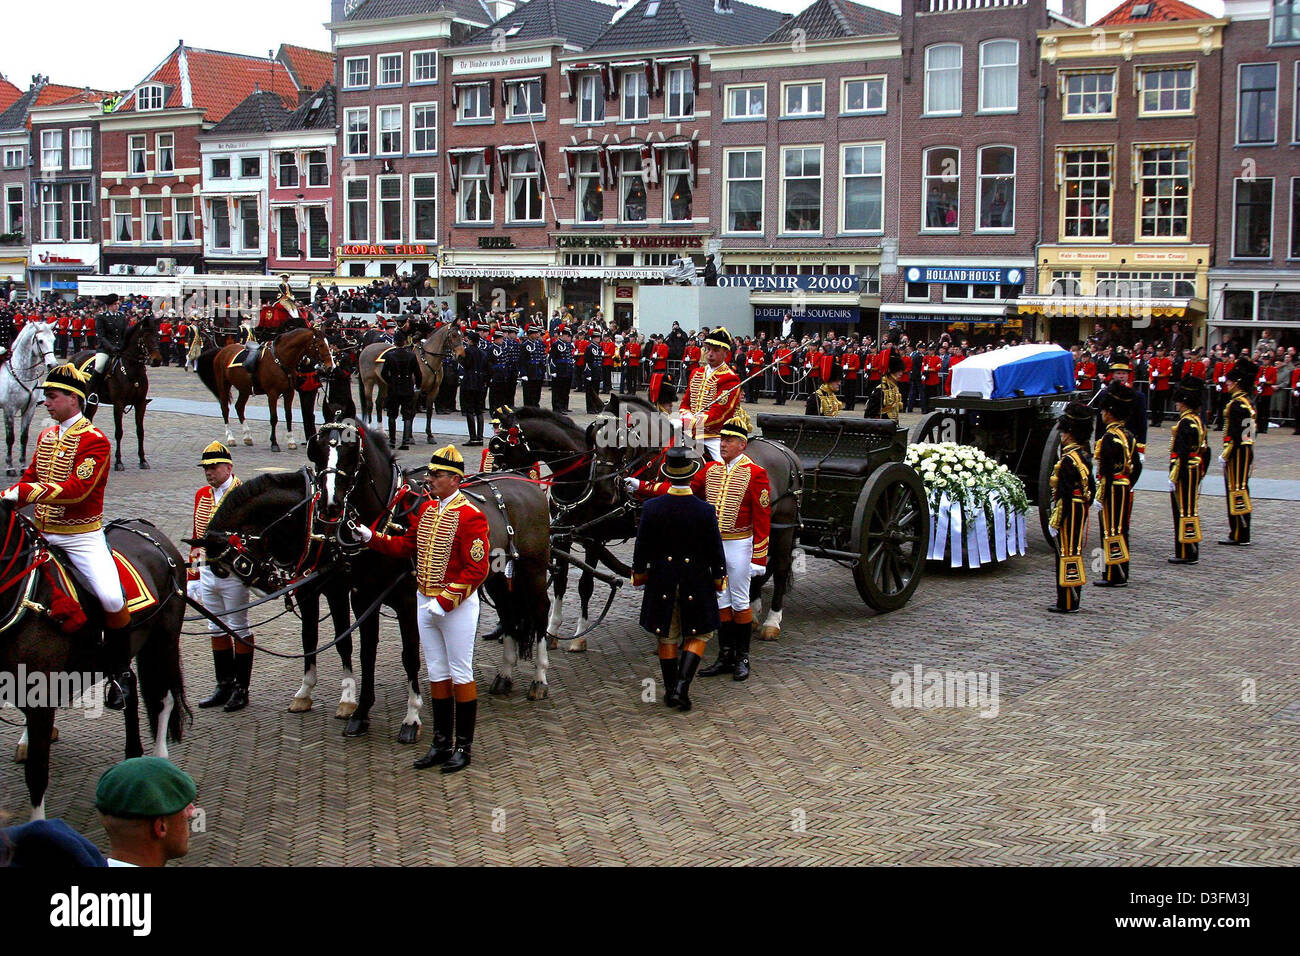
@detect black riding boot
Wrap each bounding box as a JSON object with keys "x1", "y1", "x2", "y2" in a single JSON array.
[
  {"x1": 672, "y1": 651, "x2": 703, "y2": 712},
  {"x1": 699, "y1": 623, "x2": 735, "y2": 677},
  {"x1": 414, "y1": 691, "x2": 454, "y2": 769},
  {"x1": 660, "y1": 654, "x2": 680, "y2": 708},
  {"x1": 401, "y1": 420, "x2": 413, "y2": 450},
  {"x1": 388, "y1": 416, "x2": 399, "y2": 448},
  {"x1": 101, "y1": 610, "x2": 135, "y2": 711},
  {"x1": 441, "y1": 697, "x2": 476, "y2": 773},
  {"x1": 733, "y1": 622, "x2": 752, "y2": 682},
  {"x1": 198, "y1": 648, "x2": 237, "y2": 709},
  {"x1": 224, "y1": 650, "x2": 253, "y2": 712}
]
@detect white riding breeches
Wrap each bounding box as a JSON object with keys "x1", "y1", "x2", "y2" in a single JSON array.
[
  {"x1": 418, "y1": 591, "x2": 480, "y2": 685},
  {"x1": 718, "y1": 537, "x2": 753, "y2": 613},
  {"x1": 44, "y1": 530, "x2": 125, "y2": 614},
  {"x1": 200, "y1": 566, "x2": 251, "y2": 640},
  {"x1": 92, "y1": 352, "x2": 110, "y2": 375},
  {"x1": 698, "y1": 436, "x2": 721, "y2": 462}
]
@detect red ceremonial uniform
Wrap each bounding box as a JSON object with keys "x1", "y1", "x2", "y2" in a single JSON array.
[
  {"x1": 602, "y1": 341, "x2": 617, "y2": 368},
  {"x1": 923, "y1": 355, "x2": 941, "y2": 387},
  {"x1": 1183, "y1": 358, "x2": 1206, "y2": 379},
  {"x1": 747, "y1": 347, "x2": 765, "y2": 376},
  {"x1": 366, "y1": 491, "x2": 491, "y2": 613},
  {"x1": 56, "y1": 315, "x2": 71, "y2": 335},
  {"x1": 652, "y1": 342, "x2": 668, "y2": 371},
  {"x1": 1257, "y1": 365, "x2": 1276, "y2": 397},
  {"x1": 776, "y1": 346, "x2": 793, "y2": 372},
  {"x1": 575, "y1": 337, "x2": 588, "y2": 367},
  {"x1": 159, "y1": 320, "x2": 173, "y2": 344},
  {"x1": 1150, "y1": 356, "x2": 1172, "y2": 391},
  {"x1": 1076, "y1": 360, "x2": 1097, "y2": 391},
  {"x1": 680, "y1": 362, "x2": 742, "y2": 439},
  {"x1": 843, "y1": 350, "x2": 861, "y2": 381},
  {"x1": 1213, "y1": 361, "x2": 1234, "y2": 398},
  {"x1": 15, "y1": 417, "x2": 112, "y2": 534},
  {"x1": 642, "y1": 455, "x2": 772, "y2": 566},
  {"x1": 189, "y1": 477, "x2": 243, "y2": 579},
  {"x1": 625, "y1": 340, "x2": 642, "y2": 369},
  {"x1": 684, "y1": 344, "x2": 701, "y2": 367}
]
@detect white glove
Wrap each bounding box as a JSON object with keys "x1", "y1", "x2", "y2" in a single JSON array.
[
  {"x1": 1167, "y1": 480, "x2": 1176, "y2": 493},
  {"x1": 1138, "y1": 452, "x2": 1145, "y2": 465},
  {"x1": 428, "y1": 600, "x2": 446, "y2": 617},
  {"x1": 1, "y1": 487, "x2": 18, "y2": 503},
  {"x1": 1048, "y1": 525, "x2": 1059, "y2": 539},
  {"x1": 1219, "y1": 455, "x2": 1228, "y2": 465},
  {"x1": 354, "y1": 522, "x2": 373, "y2": 543},
  {"x1": 186, "y1": 579, "x2": 202, "y2": 601},
  {"x1": 623, "y1": 478, "x2": 640, "y2": 494},
  {"x1": 750, "y1": 563, "x2": 766, "y2": 577}
]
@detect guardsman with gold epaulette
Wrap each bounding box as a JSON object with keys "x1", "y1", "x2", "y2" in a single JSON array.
[
  {"x1": 1219, "y1": 357, "x2": 1258, "y2": 547},
  {"x1": 678, "y1": 326, "x2": 742, "y2": 461},
  {"x1": 1048, "y1": 402, "x2": 1096, "y2": 613},
  {"x1": 189, "y1": 441, "x2": 253, "y2": 712},
  {"x1": 356, "y1": 445, "x2": 490, "y2": 773},
  {"x1": 1167, "y1": 374, "x2": 1209, "y2": 565},
  {"x1": 1094, "y1": 383, "x2": 1141, "y2": 588},
  {"x1": 864, "y1": 351, "x2": 904, "y2": 422}
]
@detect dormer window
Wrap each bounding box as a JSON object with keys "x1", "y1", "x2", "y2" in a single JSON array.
[{"x1": 138, "y1": 85, "x2": 165, "y2": 111}]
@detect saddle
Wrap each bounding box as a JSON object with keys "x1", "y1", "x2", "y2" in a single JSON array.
[{"x1": 41, "y1": 533, "x2": 160, "y2": 633}]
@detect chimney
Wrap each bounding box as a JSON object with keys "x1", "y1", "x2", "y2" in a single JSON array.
[
  {"x1": 298, "y1": 87, "x2": 316, "y2": 106},
  {"x1": 1061, "y1": 0, "x2": 1087, "y2": 24},
  {"x1": 330, "y1": 0, "x2": 347, "y2": 22}
]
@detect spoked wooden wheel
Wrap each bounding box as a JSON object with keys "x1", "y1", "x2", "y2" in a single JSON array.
[
  {"x1": 1036, "y1": 422, "x2": 1062, "y2": 546},
  {"x1": 852, "y1": 462, "x2": 929, "y2": 612}
]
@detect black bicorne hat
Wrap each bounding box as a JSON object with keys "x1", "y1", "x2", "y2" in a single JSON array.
[
  {"x1": 1058, "y1": 400, "x2": 1094, "y2": 444},
  {"x1": 1100, "y1": 381, "x2": 1135, "y2": 417},
  {"x1": 1175, "y1": 375, "x2": 1205, "y2": 408}
]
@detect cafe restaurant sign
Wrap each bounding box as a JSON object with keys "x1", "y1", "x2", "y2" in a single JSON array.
[
  {"x1": 336, "y1": 244, "x2": 434, "y2": 258},
  {"x1": 555, "y1": 234, "x2": 705, "y2": 249}
]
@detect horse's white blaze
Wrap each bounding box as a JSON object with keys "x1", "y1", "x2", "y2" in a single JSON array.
[
  {"x1": 339, "y1": 669, "x2": 357, "y2": 704},
  {"x1": 403, "y1": 687, "x2": 422, "y2": 726},
  {"x1": 325, "y1": 444, "x2": 338, "y2": 508},
  {"x1": 294, "y1": 665, "x2": 318, "y2": 703},
  {"x1": 501, "y1": 635, "x2": 518, "y2": 682},
  {"x1": 153, "y1": 692, "x2": 174, "y2": 759},
  {"x1": 30, "y1": 799, "x2": 45, "y2": 821},
  {"x1": 546, "y1": 600, "x2": 564, "y2": 637}
]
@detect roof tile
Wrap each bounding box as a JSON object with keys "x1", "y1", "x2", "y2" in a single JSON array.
[
  {"x1": 1093, "y1": 0, "x2": 1214, "y2": 26},
  {"x1": 766, "y1": 0, "x2": 898, "y2": 43},
  {"x1": 588, "y1": 0, "x2": 790, "y2": 52},
  {"x1": 278, "y1": 44, "x2": 336, "y2": 91}
]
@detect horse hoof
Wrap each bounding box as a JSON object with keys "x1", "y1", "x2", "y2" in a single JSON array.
[
  {"x1": 243, "y1": 437, "x2": 253, "y2": 446},
  {"x1": 5, "y1": 468, "x2": 15, "y2": 478},
  {"x1": 758, "y1": 626, "x2": 781, "y2": 642},
  {"x1": 271, "y1": 444, "x2": 282, "y2": 453},
  {"x1": 13, "y1": 742, "x2": 25, "y2": 763},
  {"x1": 567, "y1": 637, "x2": 587, "y2": 653},
  {"x1": 527, "y1": 681, "x2": 549, "y2": 701},
  {"x1": 427, "y1": 435, "x2": 435, "y2": 445},
  {"x1": 546, "y1": 634, "x2": 559, "y2": 651},
  {"x1": 335, "y1": 700, "x2": 357, "y2": 720},
  {"x1": 342, "y1": 716, "x2": 370, "y2": 737},
  {"x1": 288, "y1": 440, "x2": 298, "y2": 451},
  {"x1": 139, "y1": 460, "x2": 150, "y2": 470},
  {"x1": 114, "y1": 462, "x2": 125, "y2": 472},
  {"x1": 488, "y1": 675, "x2": 513, "y2": 696},
  {"x1": 288, "y1": 696, "x2": 313, "y2": 713},
  {"x1": 396, "y1": 722, "x2": 421, "y2": 745}
]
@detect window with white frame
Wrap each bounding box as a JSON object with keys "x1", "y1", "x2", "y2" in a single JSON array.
[
  {"x1": 1061, "y1": 148, "x2": 1112, "y2": 240},
  {"x1": 1239, "y1": 63, "x2": 1278, "y2": 145},
  {"x1": 782, "y1": 146, "x2": 821, "y2": 233},
  {"x1": 240, "y1": 156, "x2": 260, "y2": 178},
  {"x1": 575, "y1": 154, "x2": 602, "y2": 223},
  {"x1": 4, "y1": 184, "x2": 22, "y2": 234},
  {"x1": 378, "y1": 53, "x2": 402, "y2": 87},
  {"x1": 842, "y1": 143, "x2": 884, "y2": 233},
  {"x1": 113, "y1": 199, "x2": 133, "y2": 242},
  {"x1": 70, "y1": 182, "x2": 91, "y2": 241},
  {"x1": 308, "y1": 151, "x2": 328, "y2": 186},
  {"x1": 842, "y1": 77, "x2": 885, "y2": 114},
  {"x1": 137, "y1": 85, "x2": 165, "y2": 111},
  {"x1": 1062, "y1": 71, "x2": 1115, "y2": 118},
  {"x1": 925, "y1": 44, "x2": 962, "y2": 115},
  {"x1": 377, "y1": 106, "x2": 402, "y2": 155},
  {"x1": 923, "y1": 147, "x2": 960, "y2": 229},
  {"x1": 412, "y1": 174, "x2": 437, "y2": 241},
  {"x1": 1233, "y1": 178, "x2": 1273, "y2": 258},
  {"x1": 278, "y1": 207, "x2": 300, "y2": 259},
  {"x1": 70, "y1": 128, "x2": 92, "y2": 169},
  {"x1": 507, "y1": 150, "x2": 543, "y2": 223},
  {"x1": 209, "y1": 200, "x2": 229, "y2": 248},
  {"x1": 156, "y1": 133, "x2": 174, "y2": 173},
  {"x1": 2, "y1": 148, "x2": 23, "y2": 169},
  {"x1": 621, "y1": 71, "x2": 648, "y2": 121},
  {"x1": 307, "y1": 206, "x2": 329, "y2": 259},
  {"x1": 507, "y1": 79, "x2": 543, "y2": 118},
  {"x1": 564, "y1": 252, "x2": 602, "y2": 267},
  {"x1": 665, "y1": 67, "x2": 694, "y2": 119},
  {"x1": 1095, "y1": 271, "x2": 1195, "y2": 298},
  {"x1": 345, "y1": 57, "x2": 370, "y2": 89},
  {"x1": 725, "y1": 148, "x2": 762, "y2": 233},
  {"x1": 173, "y1": 196, "x2": 195, "y2": 242},
  {"x1": 1137, "y1": 145, "x2": 1191, "y2": 238},
  {"x1": 979, "y1": 39, "x2": 1018, "y2": 112},
  {"x1": 1138, "y1": 66, "x2": 1194, "y2": 115},
  {"x1": 240, "y1": 198, "x2": 259, "y2": 250},
  {"x1": 1051, "y1": 271, "x2": 1082, "y2": 296},
  {"x1": 578, "y1": 74, "x2": 605, "y2": 124},
  {"x1": 345, "y1": 108, "x2": 370, "y2": 156},
  {"x1": 412, "y1": 103, "x2": 437, "y2": 153},
  {"x1": 977, "y1": 146, "x2": 1015, "y2": 230},
  {"x1": 278, "y1": 152, "x2": 298, "y2": 187},
  {"x1": 662, "y1": 147, "x2": 692, "y2": 222},
  {"x1": 412, "y1": 50, "x2": 437, "y2": 83},
  {"x1": 855, "y1": 264, "x2": 881, "y2": 296},
  {"x1": 378, "y1": 176, "x2": 401, "y2": 242},
  {"x1": 782, "y1": 81, "x2": 824, "y2": 117},
  {"x1": 457, "y1": 154, "x2": 492, "y2": 223},
  {"x1": 1293, "y1": 178, "x2": 1300, "y2": 257},
  {"x1": 129, "y1": 135, "x2": 147, "y2": 175},
  {"x1": 619, "y1": 151, "x2": 647, "y2": 222},
  {"x1": 40, "y1": 130, "x2": 62, "y2": 171},
  {"x1": 41, "y1": 185, "x2": 62, "y2": 241},
  {"x1": 210, "y1": 156, "x2": 230, "y2": 179},
  {"x1": 1274, "y1": 0, "x2": 1300, "y2": 42},
  {"x1": 458, "y1": 83, "x2": 492, "y2": 121},
  {"x1": 144, "y1": 197, "x2": 164, "y2": 242},
  {"x1": 346, "y1": 178, "x2": 369, "y2": 242},
  {"x1": 727, "y1": 84, "x2": 765, "y2": 119}
]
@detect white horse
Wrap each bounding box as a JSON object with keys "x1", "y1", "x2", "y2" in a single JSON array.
[{"x1": 2, "y1": 321, "x2": 58, "y2": 477}]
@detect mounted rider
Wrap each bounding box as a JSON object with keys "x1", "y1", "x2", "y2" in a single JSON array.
[
  {"x1": 275, "y1": 273, "x2": 301, "y2": 320},
  {"x1": 1, "y1": 361, "x2": 133, "y2": 708},
  {"x1": 678, "y1": 326, "x2": 742, "y2": 462},
  {"x1": 90, "y1": 293, "x2": 130, "y2": 406}
]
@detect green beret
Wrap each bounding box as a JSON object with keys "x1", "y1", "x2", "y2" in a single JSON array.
[{"x1": 95, "y1": 757, "x2": 196, "y2": 819}]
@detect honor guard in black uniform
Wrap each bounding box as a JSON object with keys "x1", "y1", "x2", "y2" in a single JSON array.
[
  {"x1": 502, "y1": 325, "x2": 522, "y2": 407},
  {"x1": 459, "y1": 330, "x2": 489, "y2": 446},
  {"x1": 583, "y1": 335, "x2": 604, "y2": 413},
  {"x1": 1104, "y1": 350, "x2": 1148, "y2": 460},
  {"x1": 1095, "y1": 383, "x2": 1141, "y2": 587},
  {"x1": 519, "y1": 324, "x2": 547, "y2": 407},
  {"x1": 1219, "y1": 358, "x2": 1257, "y2": 546},
  {"x1": 549, "y1": 327, "x2": 574, "y2": 413},
  {"x1": 92, "y1": 293, "x2": 130, "y2": 403},
  {"x1": 1168, "y1": 375, "x2": 1209, "y2": 565},
  {"x1": 378, "y1": 331, "x2": 419, "y2": 450},
  {"x1": 631, "y1": 447, "x2": 727, "y2": 713},
  {"x1": 1048, "y1": 402, "x2": 1096, "y2": 613},
  {"x1": 488, "y1": 328, "x2": 516, "y2": 412}
]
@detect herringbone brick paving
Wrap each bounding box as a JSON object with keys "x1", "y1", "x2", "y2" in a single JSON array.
[{"x1": 1, "y1": 366, "x2": 1297, "y2": 865}]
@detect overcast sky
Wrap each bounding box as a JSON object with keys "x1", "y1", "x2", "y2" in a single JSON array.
[{"x1": 2, "y1": 0, "x2": 1228, "y2": 94}]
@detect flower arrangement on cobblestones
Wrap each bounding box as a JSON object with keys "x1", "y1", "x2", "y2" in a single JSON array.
[{"x1": 905, "y1": 442, "x2": 1031, "y2": 567}]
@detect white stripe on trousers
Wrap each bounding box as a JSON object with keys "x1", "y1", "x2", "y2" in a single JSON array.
[
  {"x1": 418, "y1": 591, "x2": 480, "y2": 685},
  {"x1": 43, "y1": 530, "x2": 125, "y2": 614},
  {"x1": 718, "y1": 537, "x2": 753, "y2": 613},
  {"x1": 199, "y1": 566, "x2": 252, "y2": 639}
]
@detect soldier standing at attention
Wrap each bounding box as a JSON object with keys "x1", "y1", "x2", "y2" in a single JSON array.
[
  {"x1": 1048, "y1": 402, "x2": 1096, "y2": 614},
  {"x1": 1219, "y1": 358, "x2": 1257, "y2": 547},
  {"x1": 864, "y1": 351, "x2": 904, "y2": 422},
  {"x1": 630, "y1": 447, "x2": 727, "y2": 713},
  {"x1": 583, "y1": 334, "x2": 604, "y2": 414},
  {"x1": 1167, "y1": 375, "x2": 1209, "y2": 565},
  {"x1": 378, "y1": 331, "x2": 420, "y2": 450},
  {"x1": 519, "y1": 324, "x2": 547, "y2": 407},
  {"x1": 1094, "y1": 383, "x2": 1141, "y2": 588},
  {"x1": 549, "y1": 326, "x2": 574, "y2": 413},
  {"x1": 459, "y1": 330, "x2": 489, "y2": 447}
]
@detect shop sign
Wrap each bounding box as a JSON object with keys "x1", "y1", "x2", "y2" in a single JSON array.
[
  {"x1": 37, "y1": 251, "x2": 84, "y2": 265},
  {"x1": 1132, "y1": 250, "x2": 1191, "y2": 263},
  {"x1": 905, "y1": 266, "x2": 1023, "y2": 285},
  {"x1": 615, "y1": 286, "x2": 633, "y2": 299},
  {"x1": 717, "y1": 273, "x2": 858, "y2": 293},
  {"x1": 754, "y1": 306, "x2": 860, "y2": 323},
  {"x1": 452, "y1": 50, "x2": 551, "y2": 76},
  {"x1": 479, "y1": 236, "x2": 516, "y2": 249},
  {"x1": 336, "y1": 244, "x2": 432, "y2": 258},
  {"x1": 556, "y1": 235, "x2": 705, "y2": 249},
  {"x1": 1055, "y1": 250, "x2": 1111, "y2": 262}
]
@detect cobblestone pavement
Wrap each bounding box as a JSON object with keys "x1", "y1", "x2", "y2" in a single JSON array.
[{"x1": 2, "y1": 367, "x2": 1298, "y2": 865}]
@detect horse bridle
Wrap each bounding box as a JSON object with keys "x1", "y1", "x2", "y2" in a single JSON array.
[{"x1": 310, "y1": 423, "x2": 403, "y2": 552}]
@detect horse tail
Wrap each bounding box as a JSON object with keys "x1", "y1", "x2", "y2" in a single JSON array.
[{"x1": 196, "y1": 348, "x2": 220, "y2": 399}]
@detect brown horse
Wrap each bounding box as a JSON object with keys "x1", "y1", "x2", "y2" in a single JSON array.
[
  {"x1": 357, "y1": 323, "x2": 462, "y2": 443},
  {"x1": 197, "y1": 326, "x2": 335, "y2": 452},
  {"x1": 71, "y1": 316, "x2": 162, "y2": 471}
]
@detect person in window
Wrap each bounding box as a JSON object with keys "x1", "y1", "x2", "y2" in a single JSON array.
[
  {"x1": 671, "y1": 180, "x2": 692, "y2": 221},
  {"x1": 625, "y1": 177, "x2": 647, "y2": 222}
]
